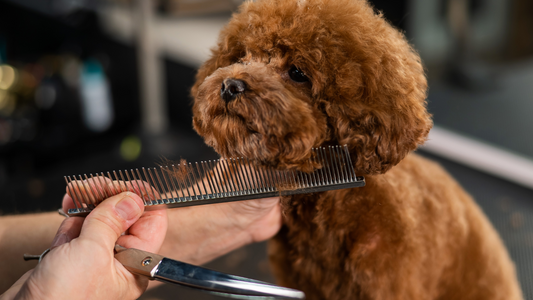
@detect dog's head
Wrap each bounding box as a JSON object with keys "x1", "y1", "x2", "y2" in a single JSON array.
[{"x1": 192, "y1": 0, "x2": 432, "y2": 175}]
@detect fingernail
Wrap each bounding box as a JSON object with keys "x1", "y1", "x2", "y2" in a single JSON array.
[
  {"x1": 51, "y1": 233, "x2": 69, "y2": 248},
  {"x1": 115, "y1": 195, "x2": 141, "y2": 221}
]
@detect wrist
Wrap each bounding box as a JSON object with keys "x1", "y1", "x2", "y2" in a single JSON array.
[
  {"x1": 160, "y1": 197, "x2": 281, "y2": 265},
  {"x1": 0, "y1": 213, "x2": 63, "y2": 294},
  {"x1": 160, "y1": 205, "x2": 252, "y2": 265},
  {"x1": 225, "y1": 198, "x2": 282, "y2": 242}
]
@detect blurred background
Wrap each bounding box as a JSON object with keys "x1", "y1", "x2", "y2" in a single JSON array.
[{"x1": 0, "y1": 0, "x2": 532, "y2": 299}]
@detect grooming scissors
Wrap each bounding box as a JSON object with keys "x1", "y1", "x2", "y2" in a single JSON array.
[{"x1": 114, "y1": 245, "x2": 305, "y2": 299}]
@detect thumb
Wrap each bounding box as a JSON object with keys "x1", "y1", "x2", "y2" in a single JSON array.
[{"x1": 79, "y1": 192, "x2": 145, "y2": 250}]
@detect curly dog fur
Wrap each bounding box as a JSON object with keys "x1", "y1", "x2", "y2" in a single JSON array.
[{"x1": 191, "y1": 0, "x2": 523, "y2": 299}]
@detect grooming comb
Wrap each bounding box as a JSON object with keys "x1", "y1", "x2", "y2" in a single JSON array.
[{"x1": 65, "y1": 145, "x2": 365, "y2": 217}]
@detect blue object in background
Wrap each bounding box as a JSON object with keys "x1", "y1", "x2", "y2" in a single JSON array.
[
  {"x1": 80, "y1": 58, "x2": 114, "y2": 132},
  {"x1": 0, "y1": 35, "x2": 6, "y2": 64}
]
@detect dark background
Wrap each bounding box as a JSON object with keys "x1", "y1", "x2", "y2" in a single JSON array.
[{"x1": 0, "y1": 0, "x2": 532, "y2": 299}]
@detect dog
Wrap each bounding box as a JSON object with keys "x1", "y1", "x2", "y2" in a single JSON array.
[{"x1": 190, "y1": 0, "x2": 523, "y2": 299}]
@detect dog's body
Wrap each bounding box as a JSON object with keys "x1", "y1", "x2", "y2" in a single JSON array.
[
  {"x1": 191, "y1": 0, "x2": 523, "y2": 298},
  {"x1": 270, "y1": 153, "x2": 521, "y2": 299}
]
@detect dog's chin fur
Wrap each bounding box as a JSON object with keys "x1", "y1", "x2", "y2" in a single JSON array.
[{"x1": 190, "y1": 0, "x2": 523, "y2": 299}]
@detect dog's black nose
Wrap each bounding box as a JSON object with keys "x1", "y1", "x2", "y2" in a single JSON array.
[{"x1": 220, "y1": 79, "x2": 246, "y2": 102}]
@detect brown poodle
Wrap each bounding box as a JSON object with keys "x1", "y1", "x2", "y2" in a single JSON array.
[{"x1": 191, "y1": 0, "x2": 523, "y2": 299}]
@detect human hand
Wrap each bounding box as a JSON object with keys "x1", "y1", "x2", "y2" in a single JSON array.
[
  {"x1": 160, "y1": 196, "x2": 282, "y2": 266},
  {"x1": 59, "y1": 165, "x2": 282, "y2": 266},
  {"x1": 1, "y1": 191, "x2": 167, "y2": 300}
]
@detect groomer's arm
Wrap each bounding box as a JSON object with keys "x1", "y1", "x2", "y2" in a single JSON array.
[
  {"x1": 0, "y1": 212, "x2": 64, "y2": 293},
  {"x1": 0, "y1": 196, "x2": 281, "y2": 293}
]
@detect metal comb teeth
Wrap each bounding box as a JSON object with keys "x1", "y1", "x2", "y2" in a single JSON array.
[{"x1": 65, "y1": 145, "x2": 366, "y2": 216}]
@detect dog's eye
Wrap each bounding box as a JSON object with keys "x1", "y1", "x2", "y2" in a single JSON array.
[{"x1": 288, "y1": 66, "x2": 309, "y2": 83}]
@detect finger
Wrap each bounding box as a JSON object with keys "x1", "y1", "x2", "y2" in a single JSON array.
[
  {"x1": 62, "y1": 193, "x2": 77, "y2": 212},
  {"x1": 79, "y1": 192, "x2": 144, "y2": 251},
  {"x1": 66, "y1": 176, "x2": 115, "y2": 207},
  {"x1": 65, "y1": 177, "x2": 158, "y2": 209},
  {"x1": 65, "y1": 176, "x2": 103, "y2": 207},
  {"x1": 1, "y1": 269, "x2": 34, "y2": 300},
  {"x1": 50, "y1": 216, "x2": 84, "y2": 248},
  {"x1": 117, "y1": 208, "x2": 168, "y2": 253}
]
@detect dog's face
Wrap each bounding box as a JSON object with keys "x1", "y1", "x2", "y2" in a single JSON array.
[{"x1": 192, "y1": 0, "x2": 432, "y2": 175}]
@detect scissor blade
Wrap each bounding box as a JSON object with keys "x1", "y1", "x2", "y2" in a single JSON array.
[
  {"x1": 154, "y1": 257, "x2": 305, "y2": 299},
  {"x1": 114, "y1": 247, "x2": 305, "y2": 299}
]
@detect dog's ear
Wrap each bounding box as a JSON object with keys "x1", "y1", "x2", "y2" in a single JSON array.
[
  {"x1": 322, "y1": 22, "x2": 432, "y2": 175},
  {"x1": 191, "y1": 53, "x2": 218, "y2": 136},
  {"x1": 191, "y1": 25, "x2": 245, "y2": 134},
  {"x1": 191, "y1": 55, "x2": 217, "y2": 100}
]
